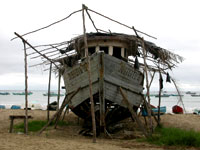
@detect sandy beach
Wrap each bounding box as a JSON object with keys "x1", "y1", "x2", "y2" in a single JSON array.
[{"x1": 0, "y1": 109, "x2": 199, "y2": 150}]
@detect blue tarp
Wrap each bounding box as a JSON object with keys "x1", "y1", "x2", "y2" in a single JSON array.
[
  {"x1": 0, "y1": 105, "x2": 5, "y2": 109},
  {"x1": 11, "y1": 105, "x2": 21, "y2": 109}
]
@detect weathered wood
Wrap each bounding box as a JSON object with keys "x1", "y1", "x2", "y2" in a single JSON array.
[
  {"x1": 38, "y1": 87, "x2": 80, "y2": 134},
  {"x1": 47, "y1": 62, "x2": 52, "y2": 121},
  {"x1": 12, "y1": 10, "x2": 82, "y2": 41},
  {"x1": 14, "y1": 32, "x2": 59, "y2": 68},
  {"x1": 158, "y1": 71, "x2": 162, "y2": 125},
  {"x1": 119, "y1": 87, "x2": 149, "y2": 138},
  {"x1": 87, "y1": 8, "x2": 157, "y2": 39},
  {"x1": 99, "y1": 52, "x2": 105, "y2": 134},
  {"x1": 9, "y1": 115, "x2": 32, "y2": 133},
  {"x1": 61, "y1": 106, "x2": 69, "y2": 121},
  {"x1": 23, "y1": 41, "x2": 28, "y2": 134},
  {"x1": 141, "y1": 38, "x2": 153, "y2": 134},
  {"x1": 57, "y1": 70, "x2": 61, "y2": 110},
  {"x1": 82, "y1": 4, "x2": 96, "y2": 143}
]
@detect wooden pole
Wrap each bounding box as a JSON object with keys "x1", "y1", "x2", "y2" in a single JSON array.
[
  {"x1": 47, "y1": 62, "x2": 52, "y2": 121},
  {"x1": 57, "y1": 70, "x2": 61, "y2": 110},
  {"x1": 141, "y1": 38, "x2": 153, "y2": 134},
  {"x1": 171, "y1": 78, "x2": 186, "y2": 113},
  {"x1": 23, "y1": 41, "x2": 28, "y2": 134},
  {"x1": 82, "y1": 4, "x2": 96, "y2": 143},
  {"x1": 158, "y1": 71, "x2": 162, "y2": 125},
  {"x1": 119, "y1": 87, "x2": 149, "y2": 138}
]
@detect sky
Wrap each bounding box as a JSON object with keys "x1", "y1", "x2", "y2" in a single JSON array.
[{"x1": 0, "y1": 0, "x2": 200, "y2": 91}]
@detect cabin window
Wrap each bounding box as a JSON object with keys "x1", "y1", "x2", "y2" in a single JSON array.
[
  {"x1": 88, "y1": 47, "x2": 96, "y2": 56},
  {"x1": 113, "y1": 46, "x2": 122, "y2": 59},
  {"x1": 100, "y1": 46, "x2": 108, "y2": 54}
]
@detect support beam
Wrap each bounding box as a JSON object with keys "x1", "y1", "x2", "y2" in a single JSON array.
[
  {"x1": 23, "y1": 41, "x2": 28, "y2": 135},
  {"x1": 99, "y1": 52, "x2": 105, "y2": 134},
  {"x1": 119, "y1": 87, "x2": 149, "y2": 138},
  {"x1": 38, "y1": 87, "x2": 80, "y2": 134},
  {"x1": 47, "y1": 62, "x2": 52, "y2": 121},
  {"x1": 82, "y1": 4, "x2": 96, "y2": 143}
]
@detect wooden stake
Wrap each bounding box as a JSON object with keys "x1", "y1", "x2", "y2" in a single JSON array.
[
  {"x1": 57, "y1": 70, "x2": 61, "y2": 110},
  {"x1": 119, "y1": 87, "x2": 149, "y2": 138},
  {"x1": 39, "y1": 87, "x2": 80, "y2": 134},
  {"x1": 82, "y1": 4, "x2": 96, "y2": 143},
  {"x1": 141, "y1": 38, "x2": 153, "y2": 134},
  {"x1": 158, "y1": 71, "x2": 162, "y2": 125},
  {"x1": 47, "y1": 62, "x2": 52, "y2": 121},
  {"x1": 23, "y1": 41, "x2": 28, "y2": 135}
]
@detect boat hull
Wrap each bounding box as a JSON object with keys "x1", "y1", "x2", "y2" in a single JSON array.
[{"x1": 62, "y1": 52, "x2": 144, "y2": 130}]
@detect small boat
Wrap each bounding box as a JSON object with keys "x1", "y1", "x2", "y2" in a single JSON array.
[
  {"x1": 172, "y1": 105, "x2": 183, "y2": 114},
  {"x1": 0, "y1": 105, "x2": 6, "y2": 109},
  {"x1": 193, "y1": 109, "x2": 200, "y2": 115},
  {"x1": 43, "y1": 92, "x2": 64, "y2": 97},
  {"x1": 186, "y1": 91, "x2": 196, "y2": 94},
  {"x1": 170, "y1": 94, "x2": 184, "y2": 97},
  {"x1": 11, "y1": 105, "x2": 21, "y2": 109},
  {"x1": 12, "y1": 91, "x2": 33, "y2": 95},
  {"x1": 155, "y1": 94, "x2": 170, "y2": 98},
  {"x1": 0, "y1": 92, "x2": 10, "y2": 95},
  {"x1": 142, "y1": 106, "x2": 166, "y2": 116},
  {"x1": 191, "y1": 94, "x2": 200, "y2": 97}
]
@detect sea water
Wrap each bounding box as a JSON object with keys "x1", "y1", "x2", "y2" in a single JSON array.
[
  {"x1": 0, "y1": 90, "x2": 199, "y2": 113},
  {"x1": 0, "y1": 90, "x2": 65, "y2": 110}
]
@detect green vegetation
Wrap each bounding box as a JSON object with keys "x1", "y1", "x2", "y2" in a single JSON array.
[
  {"x1": 145, "y1": 126, "x2": 200, "y2": 147},
  {"x1": 14, "y1": 120, "x2": 70, "y2": 132}
]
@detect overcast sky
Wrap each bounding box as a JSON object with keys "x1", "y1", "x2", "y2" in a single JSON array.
[{"x1": 0, "y1": 0, "x2": 200, "y2": 91}]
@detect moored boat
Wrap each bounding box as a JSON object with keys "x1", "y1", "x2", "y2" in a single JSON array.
[
  {"x1": 12, "y1": 91, "x2": 33, "y2": 95},
  {"x1": 191, "y1": 94, "x2": 200, "y2": 97},
  {"x1": 172, "y1": 105, "x2": 183, "y2": 114},
  {"x1": 0, "y1": 92, "x2": 10, "y2": 95},
  {"x1": 142, "y1": 106, "x2": 166, "y2": 116},
  {"x1": 43, "y1": 92, "x2": 64, "y2": 97},
  {"x1": 155, "y1": 94, "x2": 170, "y2": 98}
]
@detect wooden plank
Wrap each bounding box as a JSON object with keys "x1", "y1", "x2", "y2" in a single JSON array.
[
  {"x1": 104, "y1": 81, "x2": 143, "y2": 108},
  {"x1": 104, "y1": 54, "x2": 143, "y2": 93}
]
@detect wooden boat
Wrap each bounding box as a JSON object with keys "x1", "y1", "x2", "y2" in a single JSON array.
[
  {"x1": 172, "y1": 105, "x2": 183, "y2": 114},
  {"x1": 12, "y1": 91, "x2": 33, "y2": 95},
  {"x1": 155, "y1": 94, "x2": 170, "y2": 98},
  {"x1": 58, "y1": 33, "x2": 145, "y2": 130},
  {"x1": 0, "y1": 92, "x2": 10, "y2": 95},
  {"x1": 43, "y1": 92, "x2": 64, "y2": 97},
  {"x1": 191, "y1": 94, "x2": 200, "y2": 97},
  {"x1": 54, "y1": 32, "x2": 183, "y2": 133},
  {"x1": 142, "y1": 106, "x2": 166, "y2": 116},
  {"x1": 0, "y1": 105, "x2": 5, "y2": 109},
  {"x1": 11, "y1": 105, "x2": 21, "y2": 109},
  {"x1": 186, "y1": 91, "x2": 196, "y2": 94},
  {"x1": 193, "y1": 109, "x2": 200, "y2": 115}
]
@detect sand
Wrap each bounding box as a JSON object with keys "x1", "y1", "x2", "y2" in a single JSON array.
[{"x1": 0, "y1": 109, "x2": 199, "y2": 150}]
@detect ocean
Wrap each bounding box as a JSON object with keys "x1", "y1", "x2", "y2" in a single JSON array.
[{"x1": 0, "y1": 90, "x2": 199, "y2": 113}]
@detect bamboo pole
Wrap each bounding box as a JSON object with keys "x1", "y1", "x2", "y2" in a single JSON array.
[
  {"x1": 23, "y1": 41, "x2": 28, "y2": 134},
  {"x1": 141, "y1": 38, "x2": 153, "y2": 134},
  {"x1": 82, "y1": 4, "x2": 96, "y2": 143},
  {"x1": 119, "y1": 87, "x2": 149, "y2": 138},
  {"x1": 47, "y1": 62, "x2": 52, "y2": 121}
]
